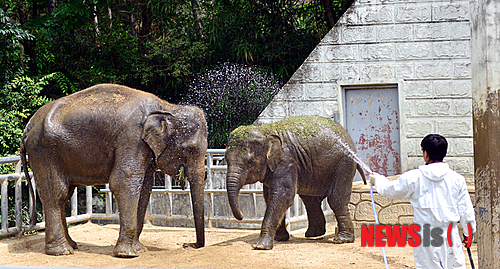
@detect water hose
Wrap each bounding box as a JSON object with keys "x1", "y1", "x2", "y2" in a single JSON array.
[
  {"x1": 370, "y1": 180, "x2": 390, "y2": 269},
  {"x1": 338, "y1": 141, "x2": 390, "y2": 268}
]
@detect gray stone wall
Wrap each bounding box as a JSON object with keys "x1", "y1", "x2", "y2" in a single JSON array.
[{"x1": 255, "y1": 0, "x2": 473, "y2": 176}]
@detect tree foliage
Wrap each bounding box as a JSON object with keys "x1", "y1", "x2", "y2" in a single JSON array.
[
  {"x1": 0, "y1": 0, "x2": 354, "y2": 155},
  {"x1": 0, "y1": 9, "x2": 74, "y2": 156}
]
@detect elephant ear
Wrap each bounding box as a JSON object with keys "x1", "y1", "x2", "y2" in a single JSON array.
[
  {"x1": 141, "y1": 112, "x2": 173, "y2": 160},
  {"x1": 266, "y1": 134, "x2": 282, "y2": 172}
]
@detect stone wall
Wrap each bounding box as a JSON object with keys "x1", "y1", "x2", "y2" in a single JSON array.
[{"x1": 254, "y1": 0, "x2": 474, "y2": 176}]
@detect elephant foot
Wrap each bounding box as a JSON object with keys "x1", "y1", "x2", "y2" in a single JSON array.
[
  {"x1": 113, "y1": 245, "x2": 139, "y2": 258},
  {"x1": 45, "y1": 241, "x2": 74, "y2": 256},
  {"x1": 332, "y1": 215, "x2": 354, "y2": 244},
  {"x1": 113, "y1": 241, "x2": 139, "y2": 258},
  {"x1": 134, "y1": 240, "x2": 148, "y2": 253},
  {"x1": 332, "y1": 231, "x2": 355, "y2": 244},
  {"x1": 182, "y1": 242, "x2": 202, "y2": 249},
  {"x1": 305, "y1": 226, "x2": 326, "y2": 238},
  {"x1": 274, "y1": 230, "x2": 290, "y2": 241},
  {"x1": 68, "y1": 238, "x2": 78, "y2": 249},
  {"x1": 252, "y1": 236, "x2": 274, "y2": 250}
]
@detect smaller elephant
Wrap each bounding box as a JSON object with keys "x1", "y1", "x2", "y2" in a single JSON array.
[{"x1": 225, "y1": 115, "x2": 366, "y2": 250}]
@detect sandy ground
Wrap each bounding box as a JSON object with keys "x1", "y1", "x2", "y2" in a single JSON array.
[{"x1": 0, "y1": 222, "x2": 478, "y2": 269}]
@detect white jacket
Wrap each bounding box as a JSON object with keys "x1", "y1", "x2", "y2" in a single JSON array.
[
  {"x1": 375, "y1": 163, "x2": 476, "y2": 235},
  {"x1": 374, "y1": 163, "x2": 476, "y2": 269}
]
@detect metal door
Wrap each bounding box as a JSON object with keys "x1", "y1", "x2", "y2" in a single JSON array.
[{"x1": 344, "y1": 85, "x2": 401, "y2": 179}]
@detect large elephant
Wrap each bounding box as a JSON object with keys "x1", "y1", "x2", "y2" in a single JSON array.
[
  {"x1": 225, "y1": 115, "x2": 366, "y2": 250},
  {"x1": 20, "y1": 84, "x2": 208, "y2": 257}
]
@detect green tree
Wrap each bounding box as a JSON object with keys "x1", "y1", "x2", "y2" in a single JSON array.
[
  {"x1": 203, "y1": 0, "x2": 330, "y2": 79},
  {"x1": 1, "y1": 0, "x2": 355, "y2": 153},
  {"x1": 0, "y1": 9, "x2": 72, "y2": 156},
  {"x1": 0, "y1": 9, "x2": 32, "y2": 85}
]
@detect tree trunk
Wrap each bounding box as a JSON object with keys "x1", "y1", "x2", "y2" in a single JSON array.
[
  {"x1": 138, "y1": 0, "x2": 152, "y2": 45},
  {"x1": 319, "y1": 0, "x2": 336, "y2": 29},
  {"x1": 94, "y1": 5, "x2": 100, "y2": 35},
  {"x1": 108, "y1": 7, "x2": 113, "y2": 28},
  {"x1": 190, "y1": 0, "x2": 203, "y2": 39},
  {"x1": 17, "y1": 3, "x2": 37, "y2": 73},
  {"x1": 47, "y1": 0, "x2": 56, "y2": 14}
]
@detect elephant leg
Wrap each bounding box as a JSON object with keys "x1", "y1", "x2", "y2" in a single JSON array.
[
  {"x1": 36, "y1": 172, "x2": 74, "y2": 255},
  {"x1": 327, "y1": 159, "x2": 356, "y2": 244},
  {"x1": 300, "y1": 195, "x2": 326, "y2": 238},
  {"x1": 134, "y1": 164, "x2": 155, "y2": 253},
  {"x1": 254, "y1": 184, "x2": 295, "y2": 250},
  {"x1": 110, "y1": 169, "x2": 143, "y2": 257},
  {"x1": 274, "y1": 215, "x2": 289, "y2": 241},
  {"x1": 61, "y1": 185, "x2": 78, "y2": 250}
]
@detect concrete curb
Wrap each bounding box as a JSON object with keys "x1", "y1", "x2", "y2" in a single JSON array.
[{"x1": 0, "y1": 233, "x2": 45, "y2": 253}]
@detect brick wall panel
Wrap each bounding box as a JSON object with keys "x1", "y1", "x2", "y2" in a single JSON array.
[
  {"x1": 396, "y1": 42, "x2": 432, "y2": 60},
  {"x1": 395, "y1": 5, "x2": 431, "y2": 23},
  {"x1": 378, "y1": 24, "x2": 413, "y2": 42},
  {"x1": 434, "y1": 80, "x2": 472, "y2": 97},
  {"x1": 359, "y1": 6, "x2": 394, "y2": 24},
  {"x1": 432, "y1": 3, "x2": 469, "y2": 22}
]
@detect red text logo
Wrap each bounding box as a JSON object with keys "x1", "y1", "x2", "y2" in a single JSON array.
[{"x1": 360, "y1": 223, "x2": 472, "y2": 248}]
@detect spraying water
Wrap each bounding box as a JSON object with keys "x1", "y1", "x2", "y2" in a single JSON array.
[
  {"x1": 336, "y1": 138, "x2": 373, "y2": 174},
  {"x1": 336, "y1": 136, "x2": 390, "y2": 269},
  {"x1": 181, "y1": 62, "x2": 283, "y2": 149}
]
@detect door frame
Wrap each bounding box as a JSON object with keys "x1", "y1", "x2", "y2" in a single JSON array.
[{"x1": 340, "y1": 83, "x2": 406, "y2": 175}]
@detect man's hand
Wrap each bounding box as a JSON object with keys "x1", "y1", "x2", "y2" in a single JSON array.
[
  {"x1": 369, "y1": 172, "x2": 381, "y2": 185},
  {"x1": 463, "y1": 235, "x2": 472, "y2": 248}
]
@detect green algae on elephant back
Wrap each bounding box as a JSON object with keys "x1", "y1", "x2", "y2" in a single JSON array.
[
  {"x1": 225, "y1": 115, "x2": 364, "y2": 250},
  {"x1": 227, "y1": 115, "x2": 347, "y2": 150}
]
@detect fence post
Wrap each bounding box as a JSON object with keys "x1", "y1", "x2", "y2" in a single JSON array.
[
  {"x1": 28, "y1": 177, "x2": 36, "y2": 225},
  {"x1": 1, "y1": 178, "x2": 8, "y2": 231},
  {"x1": 166, "y1": 174, "x2": 172, "y2": 219},
  {"x1": 86, "y1": 186, "x2": 92, "y2": 217},
  {"x1": 15, "y1": 161, "x2": 23, "y2": 235},
  {"x1": 206, "y1": 152, "x2": 213, "y2": 228},
  {"x1": 71, "y1": 188, "x2": 78, "y2": 217},
  {"x1": 105, "y1": 184, "x2": 112, "y2": 217}
]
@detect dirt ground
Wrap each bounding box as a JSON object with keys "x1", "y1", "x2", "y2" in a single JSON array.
[{"x1": 0, "y1": 222, "x2": 478, "y2": 269}]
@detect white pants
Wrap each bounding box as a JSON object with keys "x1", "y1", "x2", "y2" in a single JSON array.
[{"x1": 413, "y1": 225, "x2": 466, "y2": 269}]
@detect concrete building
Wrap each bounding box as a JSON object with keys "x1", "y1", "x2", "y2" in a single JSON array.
[{"x1": 255, "y1": 0, "x2": 473, "y2": 178}]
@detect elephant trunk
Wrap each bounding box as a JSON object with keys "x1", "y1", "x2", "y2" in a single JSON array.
[
  {"x1": 186, "y1": 158, "x2": 206, "y2": 247},
  {"x1": 227, "y1": 173, "x2": 245, "y2": 220}
]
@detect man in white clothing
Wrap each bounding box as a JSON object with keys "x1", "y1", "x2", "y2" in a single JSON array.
[{"x1": 369, "y1": 134, "x2": 476, "y2": 269}]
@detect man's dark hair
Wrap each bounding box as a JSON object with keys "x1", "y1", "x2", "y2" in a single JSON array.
[{"x1": 421, "y1": 134, "x2": 448, "y2": 162}]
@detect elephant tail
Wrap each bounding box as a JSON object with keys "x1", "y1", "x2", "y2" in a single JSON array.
[
  {"x1": 20, "y1": 135, "x2": 37, "y2": 229},
  {"x1": 356, "y1": 164, "x2": 367, "y2": 185}
]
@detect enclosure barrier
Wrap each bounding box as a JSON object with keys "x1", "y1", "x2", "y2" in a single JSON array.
[{"x1": 0, "y1": 149, "x2": 332, "y2": 237}]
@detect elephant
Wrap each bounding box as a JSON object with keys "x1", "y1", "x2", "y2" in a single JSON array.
[
  {"x1": 20, "y1": 83, "x2": 208, "y2": 257},
  {"x1": 225, "y1": 115, "x2": 366, "y2": 250}
]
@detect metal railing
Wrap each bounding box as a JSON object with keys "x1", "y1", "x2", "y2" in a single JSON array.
[{"x1": 0, "y1": 149, "x2": 333, "y2": 237}]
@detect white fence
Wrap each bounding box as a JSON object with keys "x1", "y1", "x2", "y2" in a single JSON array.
[{"x1": 0, "y1": 149, "x2": 334, "y2": 237}]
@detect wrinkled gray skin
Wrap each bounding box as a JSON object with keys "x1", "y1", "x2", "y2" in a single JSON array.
[
  {"x1": 225, "y1": 116, "x2": 365, "y2": 250},
  {"x1": 20, "y1": 84, "x2": 208, "y2": 257}
]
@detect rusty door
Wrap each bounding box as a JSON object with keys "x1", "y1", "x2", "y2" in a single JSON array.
[{"x1": 344, "y1": 85, "x2": 401, "y2": 179}]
